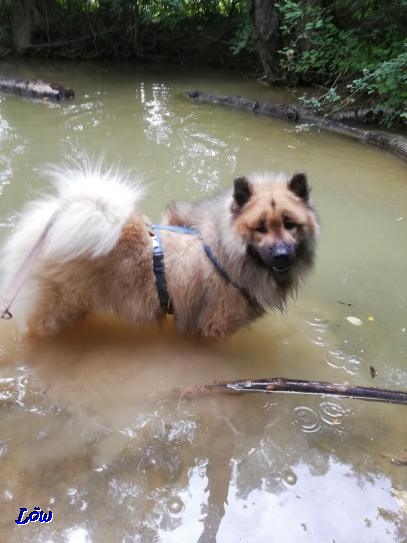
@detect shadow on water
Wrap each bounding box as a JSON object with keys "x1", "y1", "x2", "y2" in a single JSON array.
[{"x1": 0, "y1": 60, "x2": 406, "y2": 543}]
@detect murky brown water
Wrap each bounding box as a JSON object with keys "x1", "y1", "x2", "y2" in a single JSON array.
[{"x1": 0, "y1": 60, "x2": 406, "y2": 543}]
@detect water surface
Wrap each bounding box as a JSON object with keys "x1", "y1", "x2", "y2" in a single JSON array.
[{"x1": 0, "y1": 61, "x2": 406, "y2": 543}]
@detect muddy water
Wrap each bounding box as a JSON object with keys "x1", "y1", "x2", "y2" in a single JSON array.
[{"x1": 0, "y1": 61, "x2": 406, "y2": 543}]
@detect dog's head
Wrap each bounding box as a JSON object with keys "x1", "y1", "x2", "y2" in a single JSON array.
[{"x1": 231, "y1": 172, "x2": 319, "y2": 283}]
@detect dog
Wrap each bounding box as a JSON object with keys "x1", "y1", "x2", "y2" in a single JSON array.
[{"x1": 0, "y1": 163, "x2": 319, "y2": 338}]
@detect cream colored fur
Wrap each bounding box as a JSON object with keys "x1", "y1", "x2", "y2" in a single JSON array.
[{"x1": 1, "y1": 164, "x2": 144, "y2": 330}]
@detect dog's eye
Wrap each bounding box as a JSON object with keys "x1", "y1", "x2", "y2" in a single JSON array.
[
  {"x1": 284, "y1": 218, "x2": 298, "y2": 230},
  {"x1": 255, "y1": 224, "x2": 268, "y2": 233}
]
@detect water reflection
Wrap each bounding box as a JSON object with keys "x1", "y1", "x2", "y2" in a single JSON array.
[
  {"x1": 0, "y1": 111, "x2": 18, "y2": 197},
  {"x1": 181, "y1": 131, "x2": 234, "y2": 192},
  {"x1": 0, "y1": 318, "x2": 406, "y2": 542},
  {"x1": 63, "y1": 527, "x2": 92, "y2": 543},
  {"x1": 140, "y1": 82, "x2": 238, "y2": 192},
  {"x1": 219, "y1": 460, "x2": 405, "y2": 543},
  {"x1": 144, "y1": 82, "x2": 172, "y2": 146}
]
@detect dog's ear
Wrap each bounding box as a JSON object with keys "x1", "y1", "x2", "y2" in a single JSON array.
[
  {"x1": 288, "y1": 172, "x2": 309, "y2": 201},
  {"x1": 233, "y1": 176, "x2": 252, "y2": 208}
]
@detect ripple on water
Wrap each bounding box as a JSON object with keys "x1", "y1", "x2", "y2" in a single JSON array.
[
  {"x1": 326, "y1": 346, "x2": 362, "y2": 375},
  {"x1": 294, "y1": 399, "x2": 350, "y2": 435},
  {"x1": 293, "y1": 406, "x2": 322, "y2": 434},
  {"x1": 305, "y1": 313, "x2": 331, "y2": 348},
  {"x1": 166, "y1": 495, "x2": 185, "y2": 515},
  {"x1": 282, "y1": 468, "x2": 297, "y2": 486},
  {"x1": 318, "y1": 400, "x2": 350, "y2": 432}
]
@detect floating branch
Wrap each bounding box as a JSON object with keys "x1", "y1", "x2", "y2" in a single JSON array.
[
  {"x1": 187, "y1": 90, "x2": 407, "y2": 161},
  {"x1": 0, "y1": 78, "x2": 74, "y2": 102},
  {"x1": 183, "y1": 377, "x2": 407, "y2": 405}
]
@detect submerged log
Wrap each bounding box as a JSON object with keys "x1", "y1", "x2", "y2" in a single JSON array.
[
  {"x1": 0, "y1": 77, "x2": 74, "y2": 101},
  {"x1": 182, "y1": 377, "x2": 407, "y2": 406},
  {"x1": 187, "y1": 90, "x2": 407, "y2": 161},
  {"x1": 327, "y1": 107, "x2": 406, "y2": 127}
]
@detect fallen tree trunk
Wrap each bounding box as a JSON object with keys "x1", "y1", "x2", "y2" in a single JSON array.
[
  {"x1": 187, "y1": 90, "x2": 407, "y2": 161},
  {"x1": 327, "y1": 107, "x2": 406, "y2": 127},
  {"x1": 182, "y1": 377, "x2": 407, "y2": 405},
  {"x1": 0, "y1": 77, "x2": 74, "y2": 101}
]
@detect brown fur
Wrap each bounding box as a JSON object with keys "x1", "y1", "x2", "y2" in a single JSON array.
[{"x1": 19, "y1": 172, "x2": 319, "y2": 338}]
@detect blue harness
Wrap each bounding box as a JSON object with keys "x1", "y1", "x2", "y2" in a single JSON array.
[{"x1": 151, "y1": 225, "x2": 257, "y2": 314}]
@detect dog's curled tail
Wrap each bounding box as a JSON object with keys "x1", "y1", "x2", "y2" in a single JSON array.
[
  {"x1": 1, "y1": 163, "x2": 145, "y2": 292},
  {"x1": 10, "y1": 164, "x2": 144, "y2": 266},
  {"x1": 41, "y1": 163, "x2": 145, "y2": 261}
]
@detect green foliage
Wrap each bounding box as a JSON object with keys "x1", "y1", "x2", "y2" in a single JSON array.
[
  {"x1": 348, "y1": 49, "x2": 407, "y2": 121},
  {"x1": 277, "y1": 0, "x2": 407, "y2": 124},
  {"x1": 0, "y1": 0, "x2": 12, "y2": 45},
  {"x1": 230, "y1": 10, "x2": 254, "y2": 55},
  {"x1": 278, "y1": 1, "x2": 405, "y2": 77},
  {"x1": 0, "y1": 0, "x2": 252, "y2": 64}
]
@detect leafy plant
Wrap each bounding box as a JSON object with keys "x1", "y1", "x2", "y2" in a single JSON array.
[
  {"x1": 276, "y1": 0, "x2": 407, "y2": 123},
  {"x1": 348, "y1": 48, "x2": 407, "y2": 122}
]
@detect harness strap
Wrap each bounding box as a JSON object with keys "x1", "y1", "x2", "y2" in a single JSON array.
[
  {"x1": 151, "y1": 226, "x2": 173, "y2": 314},
  {"x1": 152, "y1": 225, "x2": 197, "y2": 235},
  {"x1": 151, "y1": 224, "x2": 259, "y2": 313},
  {"x1": 202, "y1": 243, "x2": 259, "y2": 308},
  {"x1": 151, "y1": 226, "x2": 197, "y2": 314}
]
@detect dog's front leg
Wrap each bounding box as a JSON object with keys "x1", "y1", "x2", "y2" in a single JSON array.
[{"x1": 198, "y1": 299, "x2": 249, "y2": 339}]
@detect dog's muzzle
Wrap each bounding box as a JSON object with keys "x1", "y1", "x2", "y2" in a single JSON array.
[
  {"x1": 250, "y1": 241, "x2": 295, "y2": 277},
  {"x1": 270, "y1": 242, "x2": 295, "y2": 274}
]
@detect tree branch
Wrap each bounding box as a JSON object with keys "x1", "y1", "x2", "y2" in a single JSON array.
[{"x1": 182, "y1": 377, "x2": 407, "y2": 405}]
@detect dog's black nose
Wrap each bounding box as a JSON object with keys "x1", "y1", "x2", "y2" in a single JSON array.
[{"x1": 271, "y1": 243, "x2": 294, "y2": 272}]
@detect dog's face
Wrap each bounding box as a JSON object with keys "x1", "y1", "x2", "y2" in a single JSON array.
[{"x1": 231, "y1": 172, "x2": 319, "y2": 282}]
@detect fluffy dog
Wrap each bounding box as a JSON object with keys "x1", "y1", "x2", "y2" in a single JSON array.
[{"x1": 0, "y1": 164, "x2": 319, "y2": 338}]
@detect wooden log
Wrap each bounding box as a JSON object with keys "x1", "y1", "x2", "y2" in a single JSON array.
[
  {"x1": 327, "y1": 107, "x2": 406, "y2": 126},
  {"x1": 187, "y1": 90, "x2": 407, "y2": 161},
  {"x1": 182, "y1": 377, "x2": 407, "y2": 405},
  {"x1": 0, "y1": 77, "x2": 74, "y2": 101}
]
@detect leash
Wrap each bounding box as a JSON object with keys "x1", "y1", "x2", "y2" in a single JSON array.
[{"x1": 0, "y1": 212, "x2": 58, "y2": 320}]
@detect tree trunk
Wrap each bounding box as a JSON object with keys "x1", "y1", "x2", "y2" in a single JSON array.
[
  {"x1": 0, "y1": 77, "x2": 74, "y2": 101},
  {"x1": 187, "y1": 90, "x2": 407, "y2": 161},
  {"x1": 130, "y1": 0, "x2": 140, "y2": 54},
  {"x1": 250, "y1": 0, "x2": 283, "y2": 83},
  {"x1": 12, "y1": 0, "x2": 34, "y2": 54}
]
